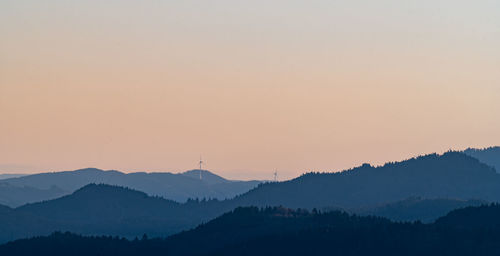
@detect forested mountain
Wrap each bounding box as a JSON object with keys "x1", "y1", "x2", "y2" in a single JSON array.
[
  {"x1": 0, "y1": 184, "x2": 233, "y2": 243},
  {"x1": 463, "y1": 146, "x2": 500, "y2": 172},
  {"x1": 229, "y1": 151, "x2": 500, "y2": 209},
  {"x1": 3, "y1": 205, "x2": 500, "y2": 256},
  {"x1": 0, "y1": 168, "x2": 261, "y2": 207}
]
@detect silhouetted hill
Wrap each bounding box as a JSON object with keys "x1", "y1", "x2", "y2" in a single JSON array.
[
  {"x1": 0, "y1": 184, "x2": 233, "y2": 243},
  {"x1": 230, "y1": 152, "x2": 500, "y2": 209},
  {"x1": 0, "y1": 168, "x2": 261, "y2": 207},
  {"x1": 356, "y1": 197, "x2": 486, "y2": 223},
  {"x1": 464, "y1": 146, "x2": 500, "y2": 172},
  {"x1": 0, "y1": 182, "x2": 66, "y2": 207},
  {"x1": 4, "y1": 205, "x2": 500, "y2": 256}
]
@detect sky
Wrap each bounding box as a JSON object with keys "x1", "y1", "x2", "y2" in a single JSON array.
[{"x1": 1, "y1": 0, "x2": 499, "y2": 180}]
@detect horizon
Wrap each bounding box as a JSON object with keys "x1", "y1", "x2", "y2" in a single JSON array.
[{"x1": 1, "y1": 1, "x2": 499, "y2": 180}]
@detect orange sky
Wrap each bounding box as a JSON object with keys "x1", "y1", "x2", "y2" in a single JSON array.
[{"x1": 1, "y1": 1, "x2": 499, "y2": 180}]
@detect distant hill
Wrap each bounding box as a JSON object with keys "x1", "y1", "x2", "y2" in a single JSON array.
[
  {"x1": 355, "y1": 197, "x2": 486, "y2": 223},
  {"x1": 0, "y1": 168, "x2": 261, "y2": 207},
  {"x1": 0, "y1": 184, "x2": 233, "y2": 243},
  {"x1": 0, "y1": 174, "x2": 27, "y2": 180},
  {"x1": 0, "y1": 182, "x2": 66, "y2": 207},
  {"x1": 4, "y1": 205, "x2": 500, "y2": 256},
  {"x1": 463, "y1": 146, "x2": 500, "y2": 172}
]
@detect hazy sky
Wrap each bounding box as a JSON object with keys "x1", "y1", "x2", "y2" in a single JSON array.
[{"x1": 1, "y1": 0, "x2": 499, "y2": 180}]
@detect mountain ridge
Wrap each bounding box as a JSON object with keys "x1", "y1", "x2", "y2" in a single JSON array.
[
  {"x1": 0, "y1": 168, "x2": 261, "y2": 207},
  {"x1": 228, "y1": 151, "x2": 498, "y2": 209}
]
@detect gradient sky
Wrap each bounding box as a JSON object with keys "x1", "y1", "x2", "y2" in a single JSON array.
[{"x1": 1, "y1": 0, "x2": 499, "y2": 180}]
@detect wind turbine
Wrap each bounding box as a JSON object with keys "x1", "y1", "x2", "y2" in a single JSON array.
[{"x1": 199, "y1": 155, "x2": 204, "y2": 180}]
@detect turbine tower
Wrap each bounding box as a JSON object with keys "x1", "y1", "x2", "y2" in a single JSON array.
[
  {"x1": 273, "y1": 169, "x2": 278, "y2": 182},
  {"x1": 198, "y1": 155, "x2": 204, "y2": 180}
]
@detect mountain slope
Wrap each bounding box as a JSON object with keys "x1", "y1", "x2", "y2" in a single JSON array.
[
  {"x1": 463, "y1": 146, "x2": 500, "y2": 172},
  {"x1": 0, "y1": 168, "x2": 261, "y2": 207}
]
